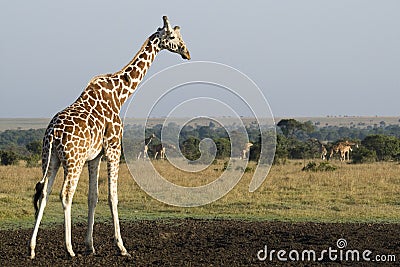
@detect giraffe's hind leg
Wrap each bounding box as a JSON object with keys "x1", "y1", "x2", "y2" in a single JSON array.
[
  {"x1": 29, "y1": 155, "x2": 60, "y2": 259},
  {"x1": 85, "y1": 155, "x2": 102, "y2": 254},
  {"x1": 161, "y1": 148, "x2": 165, "y2": 160}
]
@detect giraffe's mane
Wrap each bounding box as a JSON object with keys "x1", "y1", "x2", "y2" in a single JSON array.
[
  {"x1": 114, "y1": 35, "x2": 154, "y2": 76},
  {"x1": 85, "y1": 36, "x2": 153, "y2": 86},
  {"x1": 86, "y1": 73, "x2": 113, "y2": 85}
]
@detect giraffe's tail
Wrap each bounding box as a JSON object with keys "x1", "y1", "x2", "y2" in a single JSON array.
[
  {"x1": 33, "y1": 181, "x2": 44, "y2": 218},
  {"x1": 33, "y1": 134, "x2": 54, "y2": 218}
]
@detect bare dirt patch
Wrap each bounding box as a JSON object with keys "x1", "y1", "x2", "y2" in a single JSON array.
[{"x1": 1, "y1": 219, "x2": 399, "y2": 266}]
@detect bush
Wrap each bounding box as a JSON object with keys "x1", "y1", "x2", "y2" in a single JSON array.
[
  {"x1": 215, "y1": 138, "x2": 231, "y2": 159},
  {"x1": 273, "y1": 134, "x2": 289, "y2": 163},
  {"x1": 26, "y1": 140, "x2": 42, "y2": 156},
  {"x1": 249, "y1": 143, "x2": 260, "y2": 161},
  {"x1": 0, "y1": 150, "x2": 19, "y2": 165},
  {"x1": 302, "y1": 161, "x2": 337, "y2": 172},
  {"x1": 181, "y1": 137, "x2": 201, "y2": 161},
  {"x1": 351, "y1": 147, "x2": 377, "y2": 164},
  {"x1": 302, "y1": 161, "x2": 317, "y2": 171},
  {"x1": 183, "y1": 137, "x2": 216, "y2": 165},
  {"x1": 362, "y1": 135, "x2": 400, "y2": 161},
  {"x1": 26, "y1": 154, "x2": 41, "y2": 168}
]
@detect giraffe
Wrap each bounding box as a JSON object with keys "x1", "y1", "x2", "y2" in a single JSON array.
[
  {"x1": 239, "y1": 142, "x2": 253, "y2": 160},
  {"x1": 340, "y1": 145, "x2": 352, "y2": 161},
  {"x1": 329, "y1": 143, "x2": 346, "y2": 161},
  {"x1": 29, "y1": 16, "x2": 190, "y2": 259},
  {"x1": 341, "y1": 141, "x2": 358, "y2": 161},
  {"x1": 329, "y1": 141, "x2": 358, "y2": 161},
  {"x1": 152, "y1": 143, "x2": 177, "y2": 160},
  {"x1": 320, "y1": 144, "x2": 328, "y2": 160},
  {"x1": 137, "y1": 133, "x2": 156, "y2": 159}
]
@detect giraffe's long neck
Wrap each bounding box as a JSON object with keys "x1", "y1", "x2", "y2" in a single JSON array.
[{"x1": 116, "y1": 33, "x2": 161, "y2": 105}]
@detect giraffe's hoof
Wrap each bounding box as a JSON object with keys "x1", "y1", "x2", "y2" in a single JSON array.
[
  {"x1": 84, "y1": 249, "x2": 96, "y2": 256},
  {"x1": 67, "y1": 250, "x2": 76, "y2": 258},
  {"x1": 121, "y1": 250, "x2": 132, "y2": 257},
  {"x1": 85, "y1": 246, "x2": 96, "y2": 255}
]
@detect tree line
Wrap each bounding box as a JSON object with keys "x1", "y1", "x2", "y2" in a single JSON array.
[{"x1": 1, "y1": 119, "x2": 400, "y2": 166}]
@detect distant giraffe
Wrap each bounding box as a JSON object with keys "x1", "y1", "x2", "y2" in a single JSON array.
[
  {"x1": 152, "y1": 143, "x2": 177, "y2": 160},
  {"x1": 137, "y1": 133, "x2": 156, "y2": 159},
  {"x1": 329, "y1": 143, "x2": 340, "y2": 160},
  {"x1": 329, "y1": 141, "x2": 358, "y2": 161},
  {"x1": 341, "y1": 141, "x2": 358, "y2": 161},
  {"x1": 29, "y1": 16, "x2": 190, "y2": 259},
  {"x1": 329, "y1": 143, "x2": 347, "y2": 161},
  {"x1": 239, "y1": 142, "x2": 253, "y2": 160},
  {"x1": 320, "y1": 144, "x2": 328, "y2": 160},
  {"x1": 340, "y1": 145, "x2": 352, "y2": 161}
]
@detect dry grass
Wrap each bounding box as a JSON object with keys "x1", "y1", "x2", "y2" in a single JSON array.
[{"x1": 0, "y1": 159, "x2": 399, "y2": 230}]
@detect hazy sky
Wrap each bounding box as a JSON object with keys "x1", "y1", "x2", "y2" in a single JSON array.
[{"x1": 1, "y1": 1, "x2": 399, "y2": 118}]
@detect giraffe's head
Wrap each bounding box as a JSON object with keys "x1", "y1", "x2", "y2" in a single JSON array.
[{"x1": 157, "y1": 16, "x2": 191, "y2": 60}]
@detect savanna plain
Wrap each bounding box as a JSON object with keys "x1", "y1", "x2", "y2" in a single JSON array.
[{"x1": 0, "y1": 159, "x2": 399, "y2": 266}]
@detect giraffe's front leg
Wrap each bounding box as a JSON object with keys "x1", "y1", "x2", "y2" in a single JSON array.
[{"x1": 106, "y1": 148, "x2": 130, "y2": 257}]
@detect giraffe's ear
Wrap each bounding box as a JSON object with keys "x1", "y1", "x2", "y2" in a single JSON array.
[
  {"x1": 173, "y1": 26, "x2": 182, "y2": 35},
  {"x1": 163, "y1": 15, "x2": 173, "y2": 34}
]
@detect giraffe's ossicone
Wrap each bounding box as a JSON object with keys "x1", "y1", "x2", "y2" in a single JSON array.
[{"x1": 29, "y1": 16, "x2": 190, "y2": 259}]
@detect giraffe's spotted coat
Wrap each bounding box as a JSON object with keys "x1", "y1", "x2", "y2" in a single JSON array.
[{"x1": 29, "y1": 16, "x2": 190, "y2": 259}]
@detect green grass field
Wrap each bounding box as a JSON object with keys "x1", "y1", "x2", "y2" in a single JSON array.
[{"x1": 1, "y1": 159, "x2": 399, "y2": 230}]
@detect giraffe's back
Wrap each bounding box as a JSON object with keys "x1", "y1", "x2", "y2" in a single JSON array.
[{"x1": 44, "y1": 104, "x2": 108, "y2": 164}]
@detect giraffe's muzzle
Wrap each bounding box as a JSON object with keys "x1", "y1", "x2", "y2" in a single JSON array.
[{"x1": 181, "y1": 50, "x2": 191, "y2": 60}]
